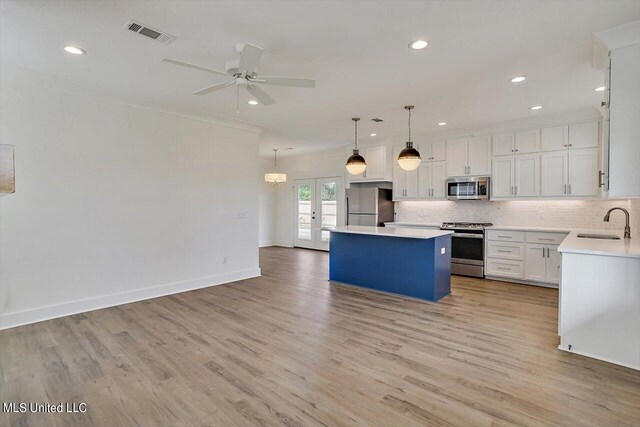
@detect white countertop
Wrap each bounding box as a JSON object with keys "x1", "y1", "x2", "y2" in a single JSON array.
[
  {"x1": 384, "y1": 222, "x2": 441, "y2": 228},
  {"x1": 385, "y1": 222, "x2": 639, "y2": 258},
  {"x1": 558, "y1": 229, "x2": 640, "y2": 259},
  {"x1": 330, "y1": 225, "x2": 453, "y2": 240}
]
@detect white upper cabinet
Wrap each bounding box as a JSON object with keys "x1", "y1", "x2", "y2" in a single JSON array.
[
  {"x1": 393, "y1": 165, "x2": 419, "y2": 200},
  {"x1": 492, "y1": 157, "x2": 514, "y2": 197},
  {"x1": 491, "y1": 154, "x2": 539, "y2": 198},
  {"x1": 429, "y1": 140, "x2": 446, "y2": 162},
  {"x1": 492, "y1": 133, "x2": 514, "y2": 156},
  {"x1": 349, "y1": 145, "x2": 390, "y2": 182},
  {"x1": 445, "y1": 138, "x2": 468, "y2": 176},
  {"x1": 514, "y1": 129, "x2": 540, "y2": 154},
  {"x1": 418, "y1": 161, "x2": 447, "y2": 199},
  {"x1": 467, "y1": 136, "x2": 491, "y2": 175},
  {"x1": 568, "y1": 148, "x2": 599, "y2": 196},
  {"x1": 569, "y1": 121, "x2": 599, "y2": 150},
  {"x1": 540, "y1": 148, "x2": 598, "y2": 197},
  {"x1": 541, "y1": 125, "x2": 569, "y2": 151},
  {"x1": 514, "y1": 154, "x2": 540, "y2": 196},
  {"x1": 541, "y1": 151, "x2": 568, "y2": 196}
]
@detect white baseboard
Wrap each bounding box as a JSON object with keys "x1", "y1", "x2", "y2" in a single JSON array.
[
  {"x1": 0, "y1": 268, "x2": 261, "y2": 330},
  {"x1": 274, "y1": 241, "x2": 294, "y2": 248},
  {"x1": 259, "y1": 240, "x2": 275, "y2": 247},
  {"x1": 557, "y1": 345, "x2": 640, "y2": 371}
]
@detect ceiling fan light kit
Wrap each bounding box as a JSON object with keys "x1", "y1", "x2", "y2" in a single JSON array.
[
  {"x1": 397, "y1": 105, "x2": 422, "y2": 171},
  {"x1": 265, "y1": 148, "x2": 287, "y2": 184},
  {"x1": 163, "y1": 43, "x2": 316, "y2": 110},
  {"x1": 346, "y1": 117, "x2": 367, "y2": 175}
]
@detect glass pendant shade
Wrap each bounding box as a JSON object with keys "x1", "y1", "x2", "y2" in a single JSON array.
[
  {"x1": 346, "y1": 149, "x2": 367, "y2": 175},
  {"x1": 264, "y1": 172, "x2": 287, "y2": 184},
  {"x1": 398, "y1": 142, "x2": 422, "y2": 171},
  {"x1": 265, "y1": 148, "x2": 287, "y2": 184}
]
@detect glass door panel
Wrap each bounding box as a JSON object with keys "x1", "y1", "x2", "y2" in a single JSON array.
[
  {"x1": 293, "y1": 179, "x2": 315, "y2": 249},
  {"x1": 316, "y1": 178, "x2": 338, "y2": 250}
]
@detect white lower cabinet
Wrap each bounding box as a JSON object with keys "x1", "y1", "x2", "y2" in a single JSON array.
[{"x1": 487, "y1": 230, "x2": 567, "y2": 287}]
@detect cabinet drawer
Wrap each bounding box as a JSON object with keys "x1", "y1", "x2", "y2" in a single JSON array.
[
  {"x1": 525, "y1": 232, "x2": 567, "y2": 245},
  {"x1": 486, "y1": 259, "x2": 524, "y2": 279},
  {"x1": 486, "y1": 230, "x2": 525, "y2": 242},
  {"x1": 487, "y1": 241, "x2": 525, "y2": 260}
]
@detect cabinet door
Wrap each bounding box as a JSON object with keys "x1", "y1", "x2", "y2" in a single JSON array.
[
  {"x1": 569, "y1": 121, "x2": 599, "y2": 150},
  {"x1": 418, "y1": 163, "x2": 432, "y2": 198},
  {"x1": 492, "y1": 157, "x2": 514, "y2": 198},
  {"x1": 514, "y1": 154, "x2": 540, "y2": 196},
  {"x1": 541, "y1": 151, "x2": 568, "y2": 196},
  {"x1": 515, "y1": 129, "x2": 540, "y2": 154},
  {"x1": 568, "y1": 148, "x2": 599, "y2": 196},
  {"x1": 545, "y1": 246, "x2": 561, "y2": 285},
  {"x1": 430, "y1": 140, "x2": 446, "y2": 161},
  {"x1": 392, "y1": 165, "x2": 406, "y2": 199},
  {"x1": 405, "y1": 167, "x2": 419, "y2": 198},
  {"x1": 446, "y1": 138, "x2": 468, "y2": 176},
  {"x1": 364, "y1": 146, "x2": 386, "y2": 179},
  {"x1": 524, "y1": 244, "x2": 547, "y2": 282},
  {"x1": 468, "y1": 136, "x2": 491, "y2": 175},
  {"x1": 541, "y1": 125, "x2": 568, "y2": 152},
  {"x1": 431, "y1": 161, "x2": 447, "y2": 198},
  {"x1": 492, "y1": 133, "x2": 514, "y2": 156}
]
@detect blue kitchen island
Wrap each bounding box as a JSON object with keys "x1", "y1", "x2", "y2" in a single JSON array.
[{"x1": 329, "y1": 225, "x2": 452, "y2": 302}]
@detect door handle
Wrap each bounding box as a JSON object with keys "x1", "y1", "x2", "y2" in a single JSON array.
[
  {"x1": 568, "y1": 184, "x2": 571, "y2": 194},
  {"x1": 598, "y1": 171, "x2": 605, "y2": 187},
  {"x1": 514, "y1": 185, "x2": 517, "y2": 195},
  {"x1": 563, "y1": 184, "x2": 567, "y2": 194}
]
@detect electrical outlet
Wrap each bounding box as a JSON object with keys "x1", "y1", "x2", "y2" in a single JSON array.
[
  {"x1": 237, "y1": 211, "x2": 247, "y2": 219},
  {"x1": 222, "y1": 256, "x2": 228, "y2": 264}
]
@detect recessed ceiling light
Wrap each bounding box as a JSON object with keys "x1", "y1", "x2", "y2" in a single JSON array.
[
  {"x1": 529, "y1": 105, "x2": 542, "y2": 110},
  {"x1": 369, "y1": 133, "x2": 377, "y2": 137},
  {"x1": 510, "y1": 75, "x2": 527, "y2": 83},
  {"x1": 594, "y1": 86, "x2": 606, "y2": 92},
  {"x1": 248, "y1": 100, "x2": 258, "y2": 105},
  {"x1": 438, "y1": 122, "x2": 447, "y2": 126},
  {"x1": 64, "y1": 46, "x2": 86, "y2": 55},
  {"x1": 409, "y1": 40, "x2": 428, "y2": 50}
]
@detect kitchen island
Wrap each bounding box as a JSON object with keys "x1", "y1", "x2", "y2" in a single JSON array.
[{"x1": 329, "y1": 225, "x2": 452, "y2": 302}]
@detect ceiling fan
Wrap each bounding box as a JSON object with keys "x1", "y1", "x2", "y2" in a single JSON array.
[{"x1": 162, "y1": 43, "x2": 315, "y2": 109}]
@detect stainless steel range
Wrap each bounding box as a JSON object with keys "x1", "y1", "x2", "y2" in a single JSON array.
[{"x1": 440, "y1": 222, "x2": 493, "y2": 278}]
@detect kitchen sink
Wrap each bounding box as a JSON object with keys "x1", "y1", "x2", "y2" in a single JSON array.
[{"x1": 576, "y1": 233, "x2": 621, "y2": 240}]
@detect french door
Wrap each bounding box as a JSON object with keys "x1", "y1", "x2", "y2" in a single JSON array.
[{"x1": 293, "y1": 177, "x2": 342, "y2": 251}]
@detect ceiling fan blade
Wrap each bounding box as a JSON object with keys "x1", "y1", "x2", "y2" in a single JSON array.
[
  {"x1": 258, "y1": 76, "x2": 316, "y2": 88},
  {"x1": 239, "y1": 43, "x2": 264, "y2": 74},
  {"x1": 246, "y1": 85, "x2": 275, "y2": 105},
  {"x1": 192, "y1": 82, "x2": 234, "y2": 96},
  {"x1": 162, "y1": 58, "x2": 230, "y2": 78}
]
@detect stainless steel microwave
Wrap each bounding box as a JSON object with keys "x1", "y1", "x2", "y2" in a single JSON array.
[{"x1": 446, "y1": 176, "x2": 490, "y2": 200}]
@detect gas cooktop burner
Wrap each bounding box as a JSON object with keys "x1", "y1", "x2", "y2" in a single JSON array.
[{"x1": 441, "y1": 222, "x2": 493, "y2": 230}]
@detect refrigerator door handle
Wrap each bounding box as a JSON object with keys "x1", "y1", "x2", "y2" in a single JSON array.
[{"x1": 345, "y1": 196, "x2": 349, "y2": 225}]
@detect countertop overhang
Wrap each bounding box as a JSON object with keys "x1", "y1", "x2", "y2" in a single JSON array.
[{"x1": 330, "y1": 225, "x2": 453, "y2": 240}]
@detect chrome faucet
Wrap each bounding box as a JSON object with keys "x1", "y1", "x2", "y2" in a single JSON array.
[{"x1": 603, "y1": 207, "x2": 631, "y2": 239}]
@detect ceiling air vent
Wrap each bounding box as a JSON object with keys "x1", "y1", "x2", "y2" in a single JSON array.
[
  {"x1": 124, "y1": 20, "x2": 176, "y2": 45},
  {"x1": 371, "y1": 118, "x2": 384, "y2": 122}
]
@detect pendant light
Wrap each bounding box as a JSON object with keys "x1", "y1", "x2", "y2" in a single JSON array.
[
  {"x1": 397, "y1": 105, "x2": 422, "y2": 171},
  {"x1": 346, "y1": 117, "x2": 367, "y2": 175},
  {"x1": 264, "y1": 148, "x2": 287, "y2": 184}
]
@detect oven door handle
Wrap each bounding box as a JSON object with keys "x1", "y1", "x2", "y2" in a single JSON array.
[{"x1": 451, "y1": 232, "x2": 484, "y2": 239}]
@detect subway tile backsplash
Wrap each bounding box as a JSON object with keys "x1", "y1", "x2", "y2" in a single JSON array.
[{"x1": 397, "y1": 199, "x2": 640, "y2": 237}]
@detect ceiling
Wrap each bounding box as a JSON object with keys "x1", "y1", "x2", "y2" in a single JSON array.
[{"x1": 1, "y1": 1, "x2": 639, "y2": 156}]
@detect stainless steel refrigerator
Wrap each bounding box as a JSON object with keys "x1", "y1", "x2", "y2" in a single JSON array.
[{"x1": 345, "y1": 187, "x2": 394, "y2": 226}]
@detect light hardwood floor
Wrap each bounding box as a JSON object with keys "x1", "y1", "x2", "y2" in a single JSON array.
[{"x1": 1, "y1": 246, "x2": 639, "y2": 426}]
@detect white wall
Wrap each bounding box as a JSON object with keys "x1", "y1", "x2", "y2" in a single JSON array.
[
  {"x1": 0, "y1": 77, "x2": 261, "y2": 329},
  {"x1": 259, "y1": 157, "x2": 277, "y2": 246}
]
